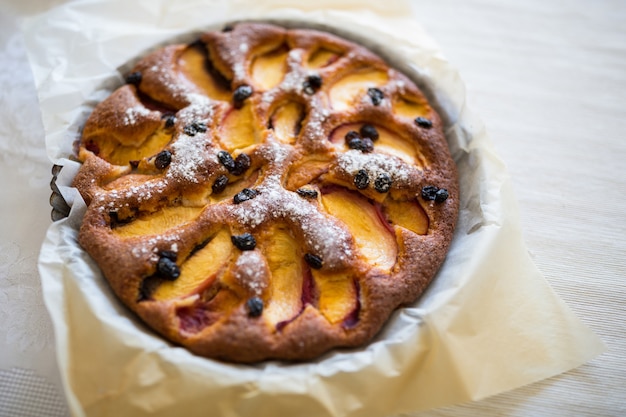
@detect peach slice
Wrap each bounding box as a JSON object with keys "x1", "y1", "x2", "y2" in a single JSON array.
[
  {"x1": 262, "y1": 224, "x2": 303, "y2": 327},
  {"x1": 176, "y1": 287, "x2": 240, "y2": 333},
  {"x1": 112, "y1": 206, "x2": 203, "y2": 238},
  {"x1": 393, "y1": 96, "x2": 430, "y2": 120},
  {"x1": 313, "y1": 270, "x2": 357, "y2": 324},
  {"x1": 321, "y1": 188, "x2": 397, "y2": 270},
  {"x1": 306, "y1": 47, "x2": 342, "y2": 69},
  {"x1": 269, "y1": 101, "x2": 304, "y2": 144},
  {"x1": 88, "y1": 128, "x2": 172, "y2": 167},
  {"x1": 329, "y1": 70, "x2": 388, "y2": 111},
  {"x1": 153, "y1": 228, "x2": 233, "y2": 301},
  {"x1": 251, "y1": 46, "x2": 289, "y2": 91},
  {"x1": 178, "y1": 45, "x2": 231, "y2": 101},
  {"x1": 218, "y1": 104, "x2": 259, "y2": 152},
  {"x1": 330, "y1": 123, "x2": 419, "y2": 165},
  {"x1": 285, "y1": 156, "x2": 331, "y2": 190},
  {"x1": 383, "y1": 199, "x2": 429, "y2": 235}
]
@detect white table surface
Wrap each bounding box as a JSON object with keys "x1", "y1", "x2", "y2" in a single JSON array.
[{"x1": 0, "y1": 0, "x2": 624, "y2": 416}]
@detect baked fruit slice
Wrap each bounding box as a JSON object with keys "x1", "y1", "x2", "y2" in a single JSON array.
[{"x1": 72, "y1": 23, "x2": 459, "y2": 362}]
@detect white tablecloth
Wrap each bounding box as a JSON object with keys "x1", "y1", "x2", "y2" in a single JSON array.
[{"x1": 0, "y1": 0, "x2": 624, "y2": 416}]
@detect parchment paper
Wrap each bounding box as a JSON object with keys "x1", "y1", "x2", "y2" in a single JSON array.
[{"x1": 29, "y1": 1, "x2": 605, "y2": 416}]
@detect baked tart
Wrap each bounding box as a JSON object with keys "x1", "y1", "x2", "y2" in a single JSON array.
[{"x1": 72, "y1": 22, "x2": 459, "y2": 362}]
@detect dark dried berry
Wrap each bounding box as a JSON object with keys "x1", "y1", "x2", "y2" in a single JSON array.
[
  {"x1": 231, "y1": 153, "x2": 251, "y2": 176},
  {"x1": 360, "y1": 124, "x2": 379, "y2": 141},
  {"x1": 217, "y1": 150, "x2": 236, "y2": 171},
  {"x1": 374, "y1": 173, "x2": 393, "y2": 193},
  {"x1": 157, "y1": 256, "x2": 180, "y2": 281},
  {"x1": 304, "y1": 253, "x2": 323, "y2": 269},
  {"x1": 233, "y1": 188, "x2": 258, "y2": 204},
  {"x1": 129, "y1": 160, "x2": 139, "y2": 168},
  {"x1": 303, "y1": 74, "x2": 322, "y2": 94},
  {"x1": 154, "y1": 150, "x2": 172, "y2": 170},
  {"x1": 125, "y1": 71, "x2": 142, "y2": 85},
  {"x1": 233, "y1": 85, "x2": 253, "y2": 108},
  {"x1": 231, "y1": 233, "x2": 256, "y2": 251},
  {"x1": 164, "y1": 115, "x2": 176, "y2": 128},
  {"x1": 307, "y1": 74, "x2": 322, "y2": 89},
  {"x1": 297, "y1": 188, "x2": 318, "y2": 199},
  {"x1": 345, "y1": 130, "x2": 360, "y2": 142},
  {"x1": 435, "y1": 188, "x2": 449, "y2": 203},
  {"x1": 415, "y1": 117, "x2": 433, "y2": 128},
  {"x1": 348, "y1": 137, "x2": 364, "y2": 150},
  {"x1": 348, "y1": 137, "x2": 373, "y2": 152},
  {"x1": 421, "y1": 185, "x2": 439, "y2": 201},
  {"x1": 303, "y1": 83, "x2": 315, "y2": 95},
  {"x1": 191, "y1": 121, "x2": 207, "y2": 133},
  {"x1": 367, "y1": 87, "x2": 384, "y2": 105},
  {"x1": 184, "y1": 124, "x2": 198, "y2": 136},
  {"x1": 160, "y1": 250, "x2": 178, "y2": 261},
  {"x1": 212, "y1": 175, "x2": 229, "y2": 194},
  {"x1": 360, "y1": 137, "x2": 374, "y2": 153},
  {"x1": 354, "y1": 169, "x2": 370, "y2": 189},
  {"x1": 246, "y1": 297, "x2": 264, "y2": 317}
]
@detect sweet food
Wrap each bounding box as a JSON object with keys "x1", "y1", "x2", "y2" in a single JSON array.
[{"x1": 72, "y1": 22, "x2": 459, "y2": 362}]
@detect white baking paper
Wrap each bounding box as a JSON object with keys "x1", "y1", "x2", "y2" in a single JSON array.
[{"x1": 29, "y1": 1, "x2": 605, "y2": 416}]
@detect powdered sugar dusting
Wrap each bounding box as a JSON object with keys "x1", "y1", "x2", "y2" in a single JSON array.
[
  {"x1": 178, "y1": 93, "x2": 213, "y2": 125},
  {"x1": 123, "y1": 106, "x2": 151, "y2": 125},
  {"x1": 337, "y1": 150, "x2": 417, "y2": 186},
  {"x1": 167, "y1": 133, "x2": 207, "y2": 183},
  {"x1": 234, "y1": 251, "x2": 267, "y2": 295},
  {"x1": 231, "y1": 171, "x2": 353, "y2": 268}
]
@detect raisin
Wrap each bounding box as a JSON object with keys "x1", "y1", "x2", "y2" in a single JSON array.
[
  {"x1": 157, "y1": 256, "x2": 180, "y2": 281},
  {"x1": 360, "y1": 137, "x2": 374, "y2": 153},
  {"x1": 360, "y1": 124, "x2": 379, "y2": 141},
  {"x1": 422, "y1": 185, "x2": 449, "y2": 202},
  {"x1": 246, "y1": 297, "x2": 264, "y2": 317},
  {"x1": 233, "y1": 188, "x2": 258, "y2": 204},
  {"x1": 367, "y1": 88, "x2": 384, "y2": 105},
  {"x1": 212, "y1": 175, "x2": 229, "y2": 194},
  {"x1": 348, "y1": 137, "x2": 364, "y2": 150},
  {"x1": 233, "y1": 85, "x2": 253, "y2": 108},
  {"x1": 348, "y1": 137, "x2": 373, "y2": 152},
  {"x1": 231, "y1": 233, "x2": 256, "y2": 251},
  {"x1": 307, "y1": 74, "x2": 322, "y2": 89},
  {"x1": 303, "y1": 74, "x2": 322, "y2": 94},
  {"x1": 164, "y1": 115, "x2": 176, "y2": 128},
  {"x1": 435, "y1": 188, "x2": 449, "y2": 203},
  {"x1": 415, "y1": 117, "x2": 433, "y2": 128},
  {"x1": 192, "y1": 121, "x2": 207, "y2": 133},
  {"x1": 154, "y1": 150, "x2": 172, "y2": 170},
  {"x1": 304, "y1": 253, "x2": 323, "y2": 269},
  {"x1": 125, "y1": 71, "x2": 142, "y2": 86},
  {"x1": 345, "y1": 130, "x2": 360, "y2": 142},
  {"x1": 354, "y1": 169, "x2": 370, "y2": 189},
  {"x1": 232, "y1": 153, "x2": 251, "y2": 176},
  {"x1": 297, "y1": 188, "x2": 318, "y2": 199},
  {"x1": 129, "y1": 160, "x2": 139, "y2": 168},
  {"x1": 217, "y1": 150, "x2": 236, "y2": 172},
  {"x1": 421, "y1": 185, "x2": 439, "y2": 201},
  {"x1": 183, "y1": 124, "x2": 198, "y2": 136},
  {"x1": 160, "y1": 250, "x2": 178, "y2": 261},
  {"x1": 374, "y1": 173, "x2": 392, "y2": 193}
]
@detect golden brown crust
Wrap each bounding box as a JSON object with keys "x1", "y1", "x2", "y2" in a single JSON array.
[{"x1": 72, "y1": 23, "x2": 459, "y2": 363}]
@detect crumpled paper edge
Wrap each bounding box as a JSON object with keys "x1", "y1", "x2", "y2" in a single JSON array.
[{"x1": 28, "y1": 1, "x2": 606, "y2": 416}]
